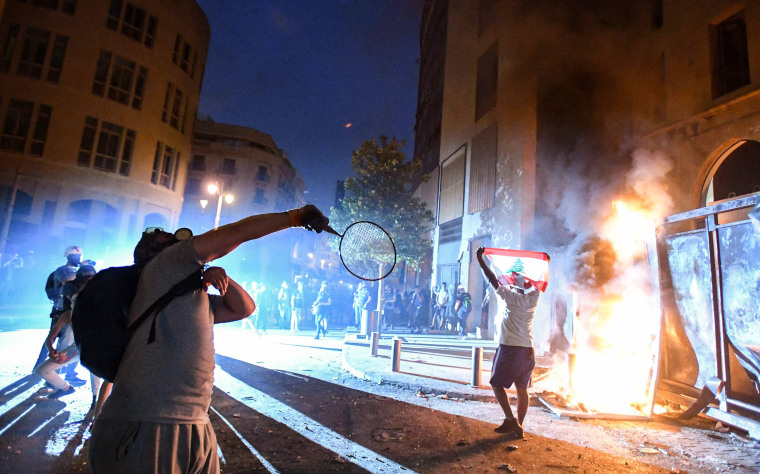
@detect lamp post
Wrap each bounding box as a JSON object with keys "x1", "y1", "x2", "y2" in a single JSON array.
[{"x1": 205, "y1": 182, "x2": 234, "y2": 230}]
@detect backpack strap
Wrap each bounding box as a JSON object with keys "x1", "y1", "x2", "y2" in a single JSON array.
[{"x1": 127, "y1": 268, "x2": 204, "y2": 344}]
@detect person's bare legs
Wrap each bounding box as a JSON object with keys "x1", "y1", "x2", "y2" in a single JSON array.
[
  {"x1": 492, "y1": 386, "x2": 515, "y2": 420},
  {"x1": 515, "y1": 386, "x2": 529, "y2": 425}
]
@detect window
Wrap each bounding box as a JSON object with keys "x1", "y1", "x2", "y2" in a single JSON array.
[
  {"x1": 1, "y1": 100, "x2": 33, "y2": 152},
  {"x1": 151, "y1": 142, "x2": 180, "y2": 189},
  {"x1": 253, "y1": 188, "x2": 267, "y2": 205},
  {"x1": 17, "y1": 27, "x2": 49, "y2": 79},
  {"x1": 256, "y1": 165, "x2": 269, "y2": 182},
  {"x1": 25, "y1": 0, "x2": 76, "y2": 14},
  {"x1": 108, "y1": 56, "x2": 135, "y2": 104},
  {"x1": 132, "y1": 66, "x2": 147, "y2": 110},
  {"x1": 13, "y1": 27, "x2": 67, "y2": 83},
  {"x1": 92, "y1": 50, "x2": 146, "y2": 110},
  {"x1": 191, "y1": 154, "x2": 205, "y2": 171},
  {"x1": 222, "y1": 158, "x2": 236, "y2": 175},
  {"x1": 46, "y1": 35, "x2": 67, "y2": 82},
  {"x1": 475, "y1": 42, "x2": 498, "y2": 121},
  {"x1": 223, "y1": 138, "x2": 243, "y2": 150},
  {"x1": 712, "y1": 11, "x2": 750, "y2": 98},
  {"x1": 0, "y1": 25, "x2": 19, "y2": 74},
  {"x1": 77, "y1": 116, "x2": 135, "y2": 176},
  {"x1": 468, "y1": 123, "x2": 497, "y2": 213},
  {"x1": 185, "y1": 177, "x2": 201, "y2": 195},
  {"x1": 172, "y1": 34, "x2": 198, "y2": 78},
  {"x1": 439, "y1": 146, "x2": 466, "y2": 224},
  {"x1": 30, "y1": 104, "x2": 51, "y2": 156},
  {"x1": 0, "y1": 100, "x2": 51, "y2": 154},
  {"x1": 106, "y1": 0, "x2": 158, "y2": 48},
  {"x1": 161, "y1": 82, "x2": 187, "y2": 131}
]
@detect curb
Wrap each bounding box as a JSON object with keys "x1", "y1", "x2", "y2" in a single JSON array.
[{"x1": 340, "y1": 340, "x2": 498, "y2": 403}]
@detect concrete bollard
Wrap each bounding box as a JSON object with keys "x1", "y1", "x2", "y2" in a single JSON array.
[
  {"x1": 391, "y1": 337, "x2": 402, "y2": 372},
  {"x1": 471, "y1": 347, "x2": 483, "y2": 387},
  {"x1": 370, "y1": 331, "x2": 379, "y2": 357},
  {"x1": 361, "y1": 310, "x2": 377, "y2": 337}
]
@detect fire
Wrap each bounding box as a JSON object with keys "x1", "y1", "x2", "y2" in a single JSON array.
[{"x1": 563, "y1": 199, "x2": 660, "y2": 416}]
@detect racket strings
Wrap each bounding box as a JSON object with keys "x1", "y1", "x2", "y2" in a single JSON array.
[{"x1": 339, "y1": 222, "x2": 396, "y2": 281}]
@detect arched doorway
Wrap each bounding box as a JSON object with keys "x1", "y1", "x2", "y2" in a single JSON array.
[{"x1": 702, "y1": 139, "x2": 760, "y2": 205}]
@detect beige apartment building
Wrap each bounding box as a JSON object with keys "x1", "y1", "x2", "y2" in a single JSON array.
[{"x1": 0, "y1": 0, "x2": 208, "y2": 265}]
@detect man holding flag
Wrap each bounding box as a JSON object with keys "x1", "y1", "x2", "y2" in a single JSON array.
[{"x1": 476, "y1": 247, "x2": 549, "y2": 440}]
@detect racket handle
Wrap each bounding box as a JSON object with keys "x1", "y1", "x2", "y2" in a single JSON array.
[{"x1": 324, "y1": 225, "x2": 341, "y2": 237}]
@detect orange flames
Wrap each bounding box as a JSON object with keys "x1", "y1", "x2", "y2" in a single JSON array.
[{"x1": 563, "y1": 199, "x2": 661, "y2": 416}]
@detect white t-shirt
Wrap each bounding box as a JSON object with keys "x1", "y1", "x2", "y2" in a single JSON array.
[{"x1": 496, "y1": 285, "x2": 540, "y2": 347}]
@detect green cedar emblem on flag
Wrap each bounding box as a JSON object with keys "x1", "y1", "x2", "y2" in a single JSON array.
[{"x1": 508, "y1": 258, "x2": 525, "y2": 274}]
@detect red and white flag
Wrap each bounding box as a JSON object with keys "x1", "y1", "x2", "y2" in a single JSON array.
[{"x1": 482, "y1": 247, "x2": 550, "y2": 292}]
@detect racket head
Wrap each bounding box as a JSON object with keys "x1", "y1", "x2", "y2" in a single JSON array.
[{"x1": 338, "y1": 221, "x2": 396, "y2": 281}]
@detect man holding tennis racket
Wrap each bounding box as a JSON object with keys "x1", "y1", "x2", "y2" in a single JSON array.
[{"x1": 89, "y1": 205, "x2": 329, "y2": 473}]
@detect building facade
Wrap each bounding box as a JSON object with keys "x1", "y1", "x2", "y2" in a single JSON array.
[
  {"x1": 419, "y1": 0, "x2": 760, "y2": 341},
  {"x1": 0, "y1": 0, "x2": 208, "y2": 269},
  {"x1": 416, "y1": 0, "x2": 760, "y2": 431}
]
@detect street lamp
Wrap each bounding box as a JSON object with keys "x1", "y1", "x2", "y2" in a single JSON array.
[{"x1": 205, "y1": 182, "x2": 234, "y2": 230}]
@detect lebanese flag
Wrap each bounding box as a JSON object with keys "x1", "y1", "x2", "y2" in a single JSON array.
[{"x1": 482, "y1": 248, "x2": 550, "y2": 292}]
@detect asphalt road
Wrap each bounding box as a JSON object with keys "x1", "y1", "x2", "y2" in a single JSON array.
[{"x1": 1, "y1": 325, "x2": 758, "y2": 473}]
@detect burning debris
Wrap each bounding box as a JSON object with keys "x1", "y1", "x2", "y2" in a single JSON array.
[
  {"x1": 540, "y1": 150, "x2": 673, "y2": 419},
  {"x1": 570, "y1": 235, "x2": 616, "y2": 290}
]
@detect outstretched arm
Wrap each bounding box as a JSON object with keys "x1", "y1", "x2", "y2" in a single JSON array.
[
  {"x1": 476, "y1": 247, "x2": 499, "y2": 290},
  {"x1": 192, "y1": 205, "x2": 328, "y2": 263}
]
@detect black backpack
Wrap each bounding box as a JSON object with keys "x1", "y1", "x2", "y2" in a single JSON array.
[{"x1": 71, "y1": 265, "x2": 203, "y2": 382}]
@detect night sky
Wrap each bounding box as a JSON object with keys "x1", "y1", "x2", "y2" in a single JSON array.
[{"x1": 194, "y1": 0, "x2": 424, "y2": 208}]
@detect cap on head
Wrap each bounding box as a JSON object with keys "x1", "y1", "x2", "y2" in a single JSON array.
[
  {"x1": 64, "y1": 246, "x2": 82, "y2": 258},
  {"x1": 457, "y1": 285, "x2": 465, "y2": 292},
  {"x1": 133, "y1": 229, "x2": 177, "y2": 266}
]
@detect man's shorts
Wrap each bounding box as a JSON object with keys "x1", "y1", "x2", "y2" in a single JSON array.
[
  {"x1": 490, "y1": 344, "x2": 535, "y2": 390},
  {"x1": 88, "y1": 419, "x2": 219, "y2": 473}
]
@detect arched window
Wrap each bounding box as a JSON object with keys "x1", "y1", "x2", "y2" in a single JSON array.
[{"x1": 704, "y1": 140, "x2": 760, "y2": 204}]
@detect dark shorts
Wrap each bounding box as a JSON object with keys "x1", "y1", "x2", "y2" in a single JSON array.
[{"x1": 490, "y1": 344, "x2": 535, "y2": 390}]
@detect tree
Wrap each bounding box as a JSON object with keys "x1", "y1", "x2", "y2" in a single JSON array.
[{"x1": 329, "y1": 136, "x2": 434, "y2": 278}]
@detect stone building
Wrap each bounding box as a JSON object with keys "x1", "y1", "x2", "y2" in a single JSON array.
[
  {"x1": 415, "y1": 0, "x2": 760, "y2": 433},
  {"x1": 0, "y1": 0, "x2": 208, "y2": 267},
  {"x1": 417, "y1": 0, "x2": 760, "y2": 335}
]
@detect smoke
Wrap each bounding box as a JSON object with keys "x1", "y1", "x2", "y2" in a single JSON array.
[{"x1": 626, "y1": 148, "x2": 675, "y2": 222}]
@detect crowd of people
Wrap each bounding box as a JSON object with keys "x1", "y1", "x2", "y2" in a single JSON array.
[{"x1": 25, "y1": 204, "x2": 540, "y2": 470}]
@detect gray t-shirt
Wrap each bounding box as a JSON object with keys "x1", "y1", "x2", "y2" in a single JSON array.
[
  {"x1": 496, "y1": 285, "x2": 540, "y2": 347},
  {"x1": 98, "y1": 237, "x2": 221, "y2": 424}
]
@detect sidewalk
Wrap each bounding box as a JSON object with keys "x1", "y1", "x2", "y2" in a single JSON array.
[{"x1": 341, "y1": 328, "x2": 504, "y2": 402}]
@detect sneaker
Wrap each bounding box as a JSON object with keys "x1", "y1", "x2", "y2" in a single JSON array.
[
  {"x1": 494, "y1": 418, "x2": 523, "y2": 439},
  {"x1": 65, "y1": 376, "x2": 87, "y2": 387},
  {"x1": 48, "y1": 385, "x2": 76, "y2": 399}
]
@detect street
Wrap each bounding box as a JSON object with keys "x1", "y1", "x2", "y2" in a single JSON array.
[{"x1": 1, "y1": 320, "x2": 759, "y2": 473}]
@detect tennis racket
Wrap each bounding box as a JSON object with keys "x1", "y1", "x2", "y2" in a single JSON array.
[{"x1": 324, "y1": 221, "x2": 396, "y2": 281}]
